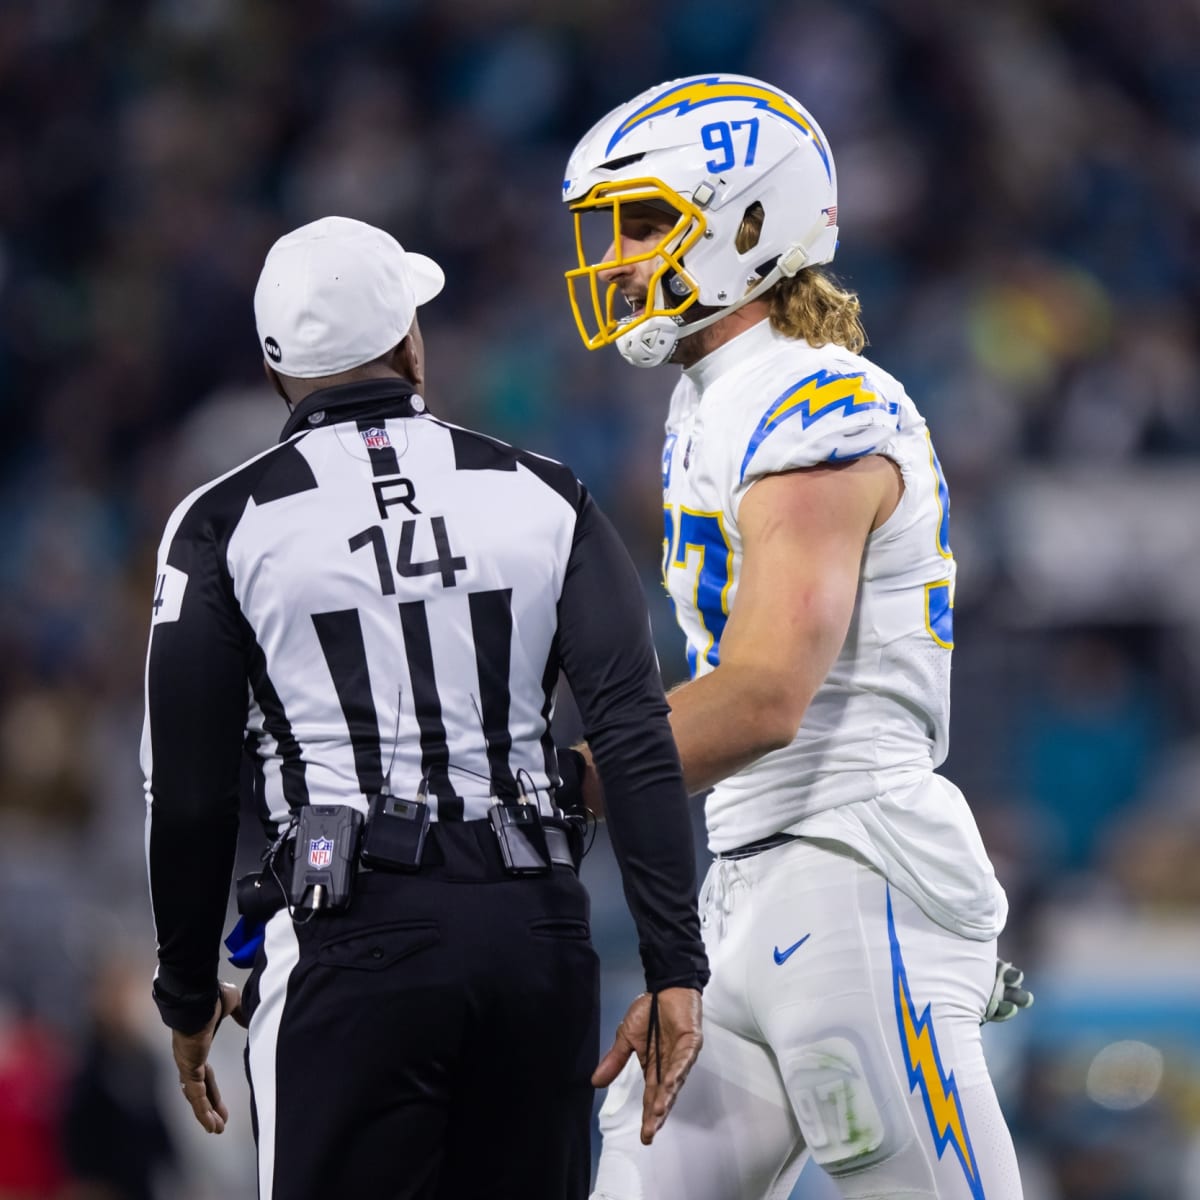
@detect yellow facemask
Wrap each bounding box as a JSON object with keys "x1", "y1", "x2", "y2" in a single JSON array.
[{"x1": 565, "y1": 178, "x2": 707, "y2": 351}]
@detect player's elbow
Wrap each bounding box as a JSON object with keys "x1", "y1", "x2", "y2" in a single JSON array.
[
  {"x1": 758, "y1": 704, "x2": 809, "y2": 754},
  {"x1": 738, "y1": 672, "x2": 811, "y2": 754}
]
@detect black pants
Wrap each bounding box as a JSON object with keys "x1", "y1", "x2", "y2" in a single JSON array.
[{"x1": 242, "y1": 820, "x2": 600, "y2": 1200}]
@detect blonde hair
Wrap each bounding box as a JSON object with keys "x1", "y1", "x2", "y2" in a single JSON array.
[{"x1": 736, "y1": 204, "x2": 867, "y2": 353}]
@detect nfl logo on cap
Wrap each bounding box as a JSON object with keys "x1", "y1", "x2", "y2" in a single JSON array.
[
  {"x1": 361, "y1": 427, "x2": 391, "y2": 450},
  {"x1": 308, "y1": 836, "x2": 334, "y2": 869}
]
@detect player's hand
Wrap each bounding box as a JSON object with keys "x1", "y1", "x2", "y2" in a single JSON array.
[
  {"x1": 593, "y1": 987, "x2": 703, "y2": 1145},
  {"x1": 983, "y1": 959, "x2": 1033, "y2": 1023},
  {"x1": 172, "y1": 981, "x2": 246, "y2": 1133}
]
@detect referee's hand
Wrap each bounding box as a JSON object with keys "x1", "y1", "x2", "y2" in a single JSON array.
[
  {"x1": 172, "y1": 981, "x2": 247, "y2": 1134},
  {"x1": 593, "y1": 987, "x2": 703, "y2": 1145}
]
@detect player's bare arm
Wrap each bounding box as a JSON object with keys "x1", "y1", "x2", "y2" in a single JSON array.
[
  {"x1": 573, "y1": 455, "x2": 899, "y2": 811},
  {"x1": 665, "y1": 455, "x2": 900, "y2": 795}
]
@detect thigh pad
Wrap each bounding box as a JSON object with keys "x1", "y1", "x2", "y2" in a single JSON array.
[{"x1": 780, "y1": 1030, "x2": 908, "y2": 1177}]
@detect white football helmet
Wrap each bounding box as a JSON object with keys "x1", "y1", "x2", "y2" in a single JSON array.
[{"x1": 563, "y1": 74, "x2": 839, "y2": 367}]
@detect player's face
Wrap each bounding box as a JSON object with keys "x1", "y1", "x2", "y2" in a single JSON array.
[{"x1": 595, "y1": 203, "x2": 678, "y2": 321}]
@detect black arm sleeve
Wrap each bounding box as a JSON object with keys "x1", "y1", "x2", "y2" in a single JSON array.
[
  {"x1": 145, "y1": 517, "x2": 248, "y2": 1033},
  {"x1": 557, "y1": 492, "x2": 708, "y2": 993}
]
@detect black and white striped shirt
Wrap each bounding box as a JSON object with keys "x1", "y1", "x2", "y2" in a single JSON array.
[{"x1": 144, "y1": 379, "x2": 706, "y2": 1030}]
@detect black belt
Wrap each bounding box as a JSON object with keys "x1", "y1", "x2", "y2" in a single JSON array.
[
  {"x1": 357, "y1": 815, "x2": 578, "y2": 874},
  {"x1": 238, "y1": 814, "x2": 579, "y2": 923},
  {"x1": 714, "y1": 832, "x2": 799, "y2": 861}
]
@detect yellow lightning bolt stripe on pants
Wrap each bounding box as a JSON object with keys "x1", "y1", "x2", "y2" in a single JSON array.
[{"x1": 888, "y1": 887, "x2": 987, "y2": 1200}]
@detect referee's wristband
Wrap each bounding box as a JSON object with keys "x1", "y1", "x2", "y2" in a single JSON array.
[
  {"x1": 646, "y1": 975, "x2": 707, "y2": 994},
  {"x1": 641, "y1": 944, "x2": 711, "y2": 995},
  {"x1": 153, "y1": 977, "x2": 219, "y2": 1035}
]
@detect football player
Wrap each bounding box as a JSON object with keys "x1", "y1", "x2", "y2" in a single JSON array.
[{"x1": 563, "y1": 75, "x2": 1027, "y2": 1199}]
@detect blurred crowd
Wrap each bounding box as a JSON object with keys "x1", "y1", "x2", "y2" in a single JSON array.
[{"x1": 1, "y1": 0, "x2": 1198, "y2": 1197}]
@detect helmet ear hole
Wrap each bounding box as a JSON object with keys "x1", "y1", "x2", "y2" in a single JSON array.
[{"x1": 736, "y1": 201, "x2": 765, "y2": 253}]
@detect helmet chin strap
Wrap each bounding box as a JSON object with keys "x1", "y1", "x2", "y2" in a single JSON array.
[
  {"x1": 615, "y1": 313, "x2": 682, "y2": 368},
  {"x1": 615, "y1": 219, "x2": 830, "y2": 369}
]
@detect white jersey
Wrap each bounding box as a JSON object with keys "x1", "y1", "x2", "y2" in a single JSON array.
[{"x1": 663, "y1": 320, "x2": 1006, "y2": 939}]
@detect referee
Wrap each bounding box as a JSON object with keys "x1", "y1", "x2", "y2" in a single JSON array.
[{"x1": 142, "y1": 216, "x2": 708, "y2": 1200}]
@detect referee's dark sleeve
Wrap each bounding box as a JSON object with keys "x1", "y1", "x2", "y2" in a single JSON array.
[
  {"x1": 144, "y1": 520, "x2": 248, "y2": 1034},
  {"x1": 557, "y1": 492, "x2": 709, "y2": 994}
]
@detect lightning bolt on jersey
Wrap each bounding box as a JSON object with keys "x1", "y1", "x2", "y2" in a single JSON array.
[
  {"x1": 143, "y1": 379, "x2": 707, "y2": 1026},
  {"x1": 662, "y1": 321, "x2": 1006, "y2": 939}
]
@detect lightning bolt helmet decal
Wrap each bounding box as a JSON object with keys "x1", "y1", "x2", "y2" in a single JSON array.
[{"x1": 605, "y1": 74, "x2": 832, "y2": 181}]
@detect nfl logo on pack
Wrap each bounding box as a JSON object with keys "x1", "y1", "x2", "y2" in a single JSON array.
[
  {"x1": 308, "y1": 836, "x2": 334, "y2": 869},
  {"x1": 361, "y1": 427, "x2": 391, "y2": 450}
]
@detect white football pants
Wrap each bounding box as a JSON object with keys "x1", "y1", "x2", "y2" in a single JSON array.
[{"x1": 592, "y1": 838, "x2": 1022, "y2": 1200}]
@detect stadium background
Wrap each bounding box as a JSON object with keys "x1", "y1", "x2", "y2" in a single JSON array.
[{"x1": 0, "y1": 1, "x2": 1198, "y2": 1197}]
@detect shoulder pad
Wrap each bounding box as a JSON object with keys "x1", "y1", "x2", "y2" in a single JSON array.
[{"x1": 738, "y1": 368, "x2": 900, "y2": 484}]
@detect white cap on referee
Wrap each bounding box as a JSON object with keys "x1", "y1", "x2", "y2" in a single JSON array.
[{"x1": 253, "y1": 216, "x2": 445, "y2": 379}]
